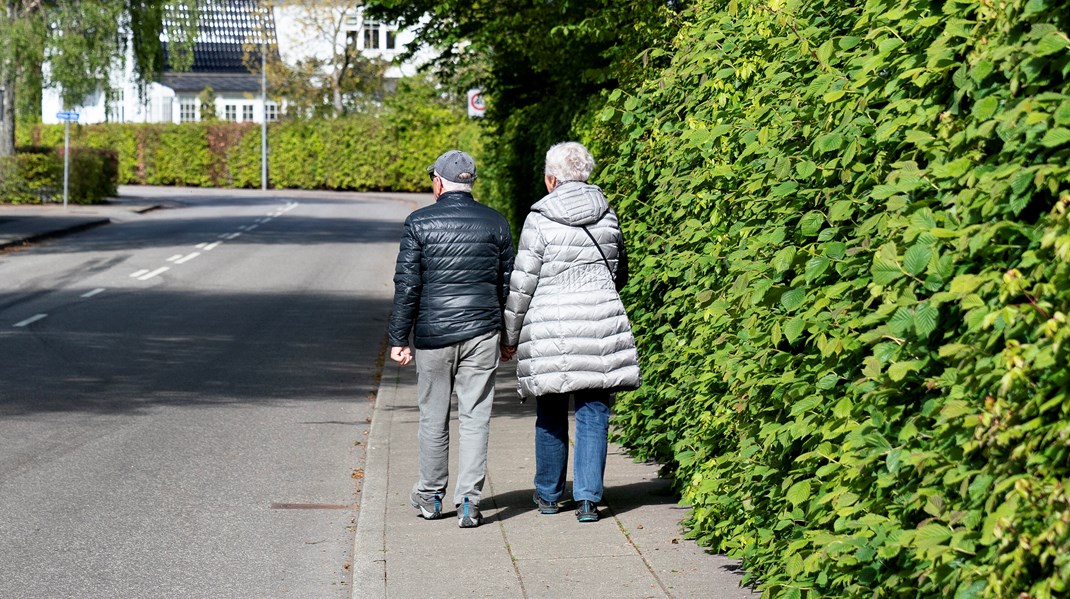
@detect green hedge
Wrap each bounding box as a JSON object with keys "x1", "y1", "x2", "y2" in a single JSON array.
[
  {"x1": 17, "y1": 82, "x2": 482, "y2": 192},
  {"x1": 0, "y1": 146, "x2": 118, "y2": 204},
  {"x1": 594, "y1": 0, "x2": 1070, "y2": 596}
]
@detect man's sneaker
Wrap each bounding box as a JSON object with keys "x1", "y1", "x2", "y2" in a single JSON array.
[
  {"x1": 457, "y1": 497, "x2": 482, "y2": 528},
  {"x1": 532, "y1": 491, "x2": 560, "y2": 514},
  {"x1": 410, "y1": 491, "x2": 443, "y2": 520},
  {"x1": 575, "y1": 500, "x2": 599, "y2": 523}
]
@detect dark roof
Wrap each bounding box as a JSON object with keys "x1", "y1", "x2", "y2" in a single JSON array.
[
  {"x1": 162, "y1": 0, "x2": 278, "y2": 74},
  {"x1": 161, "y1": 72, "x2": 262, "y2": 93}
]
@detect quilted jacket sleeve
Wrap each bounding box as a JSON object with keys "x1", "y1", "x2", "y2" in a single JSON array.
[
  {"x1": 387, "y1": 216, "x2": 422, "y2": 346},
  {"x1": 503, "y1": 213, "x2": 545, "y2": 346}
]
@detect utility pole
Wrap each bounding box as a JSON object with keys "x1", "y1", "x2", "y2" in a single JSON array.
[{"x1": 261, "y1": 37, "x2": 267, "y2": 191}]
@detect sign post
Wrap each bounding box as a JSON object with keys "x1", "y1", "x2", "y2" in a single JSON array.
[
  {"x1": 55, "y1": 111, "x2": 80, "y2": 208},
  {"x1": 467, "y1": 89, "x2": 485, "y2": 118}
]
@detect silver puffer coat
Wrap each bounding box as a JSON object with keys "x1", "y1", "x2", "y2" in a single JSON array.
[{"x1": 503, "y1": 182, "x2": 641, "y2": 399}]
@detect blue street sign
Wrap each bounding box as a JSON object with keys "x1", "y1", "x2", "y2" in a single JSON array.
[{"x1": 56, "y1": 111, "x2": 80, "y2": 121}]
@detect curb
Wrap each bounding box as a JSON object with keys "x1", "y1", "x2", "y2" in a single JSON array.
[{"x1": 0, "y1": 217, "x2": 111, "y2": 250}]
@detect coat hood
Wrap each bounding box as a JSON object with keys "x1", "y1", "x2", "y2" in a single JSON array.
[{"x1": 530, "y1": 182, "x2": 609, "y2": 226}]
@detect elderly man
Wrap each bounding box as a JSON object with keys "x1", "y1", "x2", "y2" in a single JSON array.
[{"x1": 388, "y1": 149, "x2": 514, "y2": 528}]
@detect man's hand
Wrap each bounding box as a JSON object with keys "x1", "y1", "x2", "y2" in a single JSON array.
[
  {"x1": 500, "y1": 345, "x2": 517, "y2": 361},
  {"x1": 390, "y1": 346, "x2": 413, "y2": 366}
]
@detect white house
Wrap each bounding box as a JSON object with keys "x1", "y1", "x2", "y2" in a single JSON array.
[{"x1": 42, "y1": 1, "x2": 430, "y2": 125}]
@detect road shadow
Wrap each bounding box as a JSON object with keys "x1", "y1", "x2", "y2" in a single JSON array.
[{"x1": 0, "y1": 289, "x2": 393, "y2": 417}]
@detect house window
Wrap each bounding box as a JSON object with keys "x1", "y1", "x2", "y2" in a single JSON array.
[
  {"x1": 106, "y1": 89, "x2": 124, "y2": 122},
  {"x1": 385, "y1": 28, "x2": 396, "y2": 50},
  {"x1": 265, "y1": 102, "x2": 278, "y2": 122},
  {"x1": 224, "y1": 104, "x2": 237, "y2": 121},
  {"x1": 363, "y1": 21, "x2": 379, "y2": 49},
  {"x1": 180, "y1": 98, "x2": 198, "y2": 122},
  {"x1": 242, "y1": 105, "x2": 254, "y2": 122},
  {"x1": 156, "y1": 97, "x2": 173, "y2": 123}
]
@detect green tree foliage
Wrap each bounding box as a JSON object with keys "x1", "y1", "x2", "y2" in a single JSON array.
[
  {"x1": 197, "y1": 85, "x2": 218, "y2": 121},
  {"x1": 592, "y1": 0, "x2": 1070, "y2": 596},
  {"x1": 0, "y1": 0, "x2": 200, "y2": 156},
  {"x1": 362, "y1": 0, "x2": 680, "y2": 223}
]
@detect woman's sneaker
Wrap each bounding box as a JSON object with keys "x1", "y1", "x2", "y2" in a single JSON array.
[
  {"x1": 458, "y1": 497, "x2": 482, "y2": 528},
  {"x1": 575, "y1": 500, "x2": 599, "y2": 523},
  {"x1": 532, "y1": 491, "x2": 560, "y2": 514},
  {"x1": 410, "y1": 491, "x2": 443, "y2": 520}
]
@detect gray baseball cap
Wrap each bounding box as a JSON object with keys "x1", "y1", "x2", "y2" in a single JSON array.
[{"x1": 428, "y1": 150, "x2": 477, "y2": 183}]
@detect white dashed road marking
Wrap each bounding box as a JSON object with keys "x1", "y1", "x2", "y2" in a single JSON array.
[
  {"x1": 138, "y1": 267, "x2": 170, "y2": 281},
  {"x1": 81, "y1": 288, "x2": 106, "y2": 298},
  {"x1": 203, "y1": 241, "x2": 222, "y2": 251},
  {"x1": 14, "y1": 314, "x2": 48, "y2": 327},
  {"x1": 175, "y1": 252, "x2": 201, "y2": 264},
  {"x1": 130, "y1": 269, "x2": 149, "y2": 278}
]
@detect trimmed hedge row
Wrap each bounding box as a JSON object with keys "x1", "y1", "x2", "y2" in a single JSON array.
[
  {"x1": 17, "y1": 87, "x2": 481, "y2": 192},
  {"x1": 0, "y1": 146, "x2": 118, "y2": 204},
  {"x1": 594, "y1": 0, "x2": 1070, "y2": 597}
]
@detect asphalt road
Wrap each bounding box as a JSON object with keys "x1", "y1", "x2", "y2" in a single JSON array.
[{"x1": 0, "y1": 188, "x2": 424, "y2": 598}]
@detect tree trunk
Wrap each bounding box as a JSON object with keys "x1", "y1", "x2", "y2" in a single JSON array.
[
  {"x1": 0, "y1": 3, "x2": 16, "y2": 157},
  {"x1": 0, "y1": 73, "x2": 14, "y2": 158},
  {"x1": 332, "y1": 71, "x2": 343, "y2": 117}
]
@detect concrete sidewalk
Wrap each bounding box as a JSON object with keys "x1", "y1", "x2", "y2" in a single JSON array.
[{"x1": 354, "y1": 360, "x2": 757, "y2": 599}]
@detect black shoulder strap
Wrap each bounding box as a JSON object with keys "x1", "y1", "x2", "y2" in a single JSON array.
[{"x1": 580, "y1": 225, "x2": 612, "y2": 274}]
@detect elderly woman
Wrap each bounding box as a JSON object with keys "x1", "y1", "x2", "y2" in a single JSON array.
[{"x1": 502, "y1": 141, "x2": 641, "y2": 523}]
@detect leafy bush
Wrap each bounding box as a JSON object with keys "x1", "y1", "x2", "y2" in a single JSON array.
[
  {"x1": 0, "y1": 152, "x2": 61, "y2": 203},
  {"x1": 0, "y1": 146, "x2": 117, "y2": 204},
  {"x1": 594, "y1": 0, "x2": 1070, "y2": 596}
]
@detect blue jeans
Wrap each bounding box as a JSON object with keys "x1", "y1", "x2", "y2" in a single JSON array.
[{"x1": 534, "y1": 391, "x2": 611, "y2": 504}]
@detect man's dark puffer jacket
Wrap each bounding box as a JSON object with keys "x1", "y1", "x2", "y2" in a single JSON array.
[{"x1": 388, "y1": 191, "x2": 515, "y2": 350}]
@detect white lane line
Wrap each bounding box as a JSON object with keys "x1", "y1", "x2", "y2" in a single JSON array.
[
  {"x1": 130, "y1": 269, "x2": 149, "y2": 278},
  {"x1": 138, "y1": 267, "x2": 170, "y2": 281},
  {"x1": 247, "y1": 224, "x2": 259, "y2": 231},
  {"x1": 225, "y1": 232, "x2": 241, "y2": 240},
  {"x1": 166, "y1": 254, "x2": 183, "y2": 262},
  {"x1": 175, "y1": 252, "x2": 201, "y2": 264},
  {"x1": 203, "y1": 241, "x2": 222, "y2": 251},
  {"x1": 14, "y1": 314, "x2": 48, "y2": 328},
  {"x1": 258, "y1": 218, "x2": 270, "y2": 223},
  {"x1": 196, "y1": 242, "x2": 208, "y2": 249},
  {"x1": 238, "y1": 225, "x2": 250, "y2": 231},
  {"x1": 81, "y1": 288, "x2": 106, "y2": 298},
  {"x1": 283, "y1": 203, "x2": 297, "y2": 212},
  {"x1": 218, "y1": 233, "x2": 230, "y2": 239}
]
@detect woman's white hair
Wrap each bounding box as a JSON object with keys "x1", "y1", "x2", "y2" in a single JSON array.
[{"x1": 544, "y1": 141, "x2": 595, "y2": 183}]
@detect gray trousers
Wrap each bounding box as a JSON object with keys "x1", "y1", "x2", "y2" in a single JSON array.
[{"x1": 412, "y1": 330, "x2": 499, "y2": 507}]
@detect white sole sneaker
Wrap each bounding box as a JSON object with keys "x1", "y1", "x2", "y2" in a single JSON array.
[
  {"x1": 458, "y1": 497, "x2": 482, "y2": 528},
  {"x1": 410, "y1": 492, "x2": 443, "y2": 520}
]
